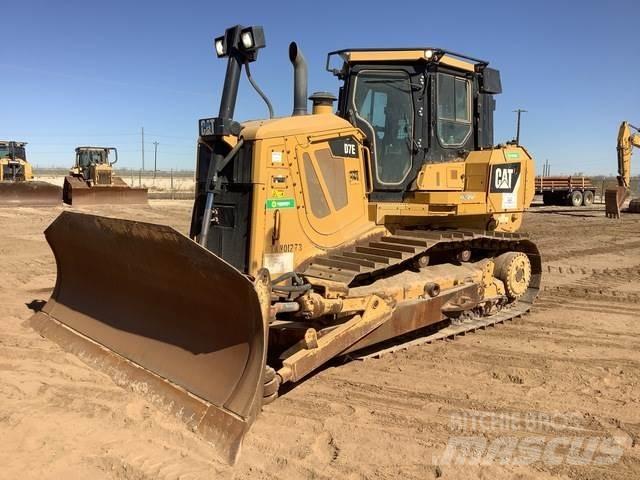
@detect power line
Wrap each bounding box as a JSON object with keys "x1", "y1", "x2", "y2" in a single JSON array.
[
  {"x1": 4, "y1": 133, "x2": 140, "y2": 138},
  {"x1": 0, "y1": 63, "x2": 211, "y2": 98},
  {"x1": 23, "y1": 141, "x2": 193, "y2": 148},
  {"x1": 5, "y1": 132, "x2": 195, "y2": 140},
  {"x1": 144, "y1": 133, "x2": 196, "y2": 140}
]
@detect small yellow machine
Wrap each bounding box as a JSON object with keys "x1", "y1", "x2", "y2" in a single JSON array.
[
  {"x1": 31, "y1": 25, "x2": 541, "y2": 463},
  {"x1": 63, "y1": 146, "x2": 148, "y2": 205},
  {"x1": 0, "y1": 141, "x2": 33, "y2": 181},
  {"x1": 606, "y1": 121, "x2": 640, "y2": 217},
  {"x1": 0, "y1": 141, "x2": 61, "y2": 206}
]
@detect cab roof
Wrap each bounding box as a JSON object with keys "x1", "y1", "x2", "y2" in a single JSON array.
[
  {"x1": 326, "y1": 48, "x2": 489, "y2": 77},
  {"x1": 0, "y1": 141, "x2": 27, "y2": 147},
  {"x1": 75, "y1": 146, "x2": 114, "y2": 151}
]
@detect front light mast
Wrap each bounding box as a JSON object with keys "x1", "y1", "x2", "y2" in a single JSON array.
[{"x1": 197, "y1": 25, "x2": 266, "y2": 247}]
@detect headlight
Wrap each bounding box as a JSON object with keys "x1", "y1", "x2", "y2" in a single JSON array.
[
  {"x1": 212, "y1": 25, "x2": 265, "y2": 62},
  {"x1": 214, "y1": 37, "x2": 225, "y2": 57},
  {"x1": 240, "y1": 31, "x2": 254, "y2": 49},
  {"x1": 424, "y1": 49, "x2": 434, "y2": 60}
]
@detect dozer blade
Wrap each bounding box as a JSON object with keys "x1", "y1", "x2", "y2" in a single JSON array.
[
  {"x1": 628, "y1": 198, "x2": 640, "y2": 213},
  {"x1": 63, "y1": 176, "x2": 148, "y2": 206},
  {"x1": 29, "y1": 211, "x2": 268, "y2": 464},
  {"x1": 0, "y1": 181, "x2": 61, "y2": 207}
]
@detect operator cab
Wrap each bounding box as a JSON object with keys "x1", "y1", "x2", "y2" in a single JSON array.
[
  {"x1": 0, "y1": 141, "x2": 28, "y2": 181},
  {"x1": 327, "y1": 49, "x2": 502, "y2": 200},
  {"x1": 74, "y1": 147, "x2": 117, "y2": 183},
  {"x1": 0, "y1": 141, "x2": 27, "y2": 161},
  {"x1": 76, "y1": 147, "x2": 110, "y2": 168}
]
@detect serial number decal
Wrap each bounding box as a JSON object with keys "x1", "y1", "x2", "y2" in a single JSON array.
[
  {"x1": 271, "y1": 151, "x2": 283, "y2": 164},
  {"x1": 263, "y1": 252, "x2": 294, "y2": 274},
  {"x1": 272, "y1": 243, "x2": 303, "y2": 253}
]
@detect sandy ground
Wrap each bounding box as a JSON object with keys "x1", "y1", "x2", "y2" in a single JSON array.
[{"x1": 0, "y1": 201, "x2": 639, "y2": 479}]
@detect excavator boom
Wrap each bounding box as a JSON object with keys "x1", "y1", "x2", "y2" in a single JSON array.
[{"x1": 606, "y1": 121, "x2": 640, "y2": 217}]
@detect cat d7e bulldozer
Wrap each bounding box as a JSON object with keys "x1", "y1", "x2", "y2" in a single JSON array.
[
  {"x1": 62, "y1": 146, "x2": 148, "y2": 205},
  {"x1": 30, "y1": 25, "x2": 541, "y2": 463},
  {"x1": 0, "y1": 141, "x2": 61, "y2": 206}
]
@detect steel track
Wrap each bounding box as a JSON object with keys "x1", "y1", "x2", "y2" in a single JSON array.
[
  {"x1": 300, "y1": 228, "x2": 542, "y2": 359},
  {"x1": 355, "y1": 301, "x2": 532, "y2": 359}
]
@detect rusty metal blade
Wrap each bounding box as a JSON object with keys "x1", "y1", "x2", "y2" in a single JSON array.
[
  {"x1": 0, "y1": 181, "x2": 61, "y2": 207},
  {"x1": 605, "y1": 186, "x2": 629, "y2": 218},
  {"x1": 29, "y1": 211, "x2": 266, "y2": 463},
  {"x1": 63, "y1": 176, "x2": 148, "y2": 205}
]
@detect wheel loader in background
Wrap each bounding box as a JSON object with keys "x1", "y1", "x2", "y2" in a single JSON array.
[
  {"x1": 62, "y1": 146, "x2": 148, "y2": 205},
  {"x1": 605, "y1": 121, "x2": 640, "y2": 218},
  {"x1": 0, "y1": 141, "x2": 61, "y2": 206},
  {"x1": 30, "y1": 25, "x2": 541, "y2": 463}
]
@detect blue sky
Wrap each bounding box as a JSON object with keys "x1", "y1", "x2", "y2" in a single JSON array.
[{"x1": 2, "y1": 0, "x2": 638, "y2": 175}]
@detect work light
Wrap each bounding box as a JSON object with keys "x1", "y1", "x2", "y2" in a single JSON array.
[
  {"x1": 239, "y1": 26, "x2": 265, "y2": 53},
  {"x1": 214, "y1": 37, "x2": 226, "y2": 57},
  {"x1": 240, "y1": 31, "x2": 254, "y2": 49},
  {"x1": 213, "y1": 26, "x2": 266, "y2": 61}
]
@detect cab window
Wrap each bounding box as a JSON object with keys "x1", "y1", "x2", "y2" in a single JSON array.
[
  {"x1": 437, "y1": 73, "x2": 471, "y2": 146},
  {"x1": 77, "y1": 150, "x2": 105, "y2": 167},
  {"x1": 353, "y1": 70, "x2": 414, "y2": 186},
  {"x1": 0, "y1": 145, "x2": 26, "y2": 160},
  {"x1": 77, "y1": 151, "x2": 91, "y2": 168}
]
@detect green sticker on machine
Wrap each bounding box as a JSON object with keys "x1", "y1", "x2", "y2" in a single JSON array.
[
  {"x1": 266, "y1": 198, "x2": 295, "y2": 209},
  {"x1": 505, "y1": 152, "x2": 520, "y2": 159}
]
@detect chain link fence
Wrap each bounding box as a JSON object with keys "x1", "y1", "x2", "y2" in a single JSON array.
[{"x1": 33, "y1": 168, "x2": 196, "y2": 199}]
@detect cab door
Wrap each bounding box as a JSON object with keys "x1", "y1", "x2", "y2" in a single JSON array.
[{"x1": 348, "y1": 67, "x2": 423, "y2": 196}]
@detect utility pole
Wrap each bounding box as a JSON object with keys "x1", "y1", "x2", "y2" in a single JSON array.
[
  {"x1": 514, "y1": 109, "x2": 527, "y2": 145},
  {"x1": 152, "y1": 141, "x2": 159, "y2": 178},
  {"x1": 141, "y1": 127, "x2": 145, "y2": 171}
]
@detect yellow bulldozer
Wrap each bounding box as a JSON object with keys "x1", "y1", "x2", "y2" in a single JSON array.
[
  {"x1": 30, "y1": 25, "x2": 541, "y2": 463},
  {"x1": 0, "y1": 140, "x2": 61, "y2": 206},
  {"x1": 605, "y1": 121, "x2": 640, "y2": 218},
  {"x1": 62, "y1": 146, "x2": 148, "y2": 205}
]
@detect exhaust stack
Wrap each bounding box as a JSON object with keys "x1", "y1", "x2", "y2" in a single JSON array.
[{"x1": 289, "y1": 42, "x2": 308, "y2": 116}]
